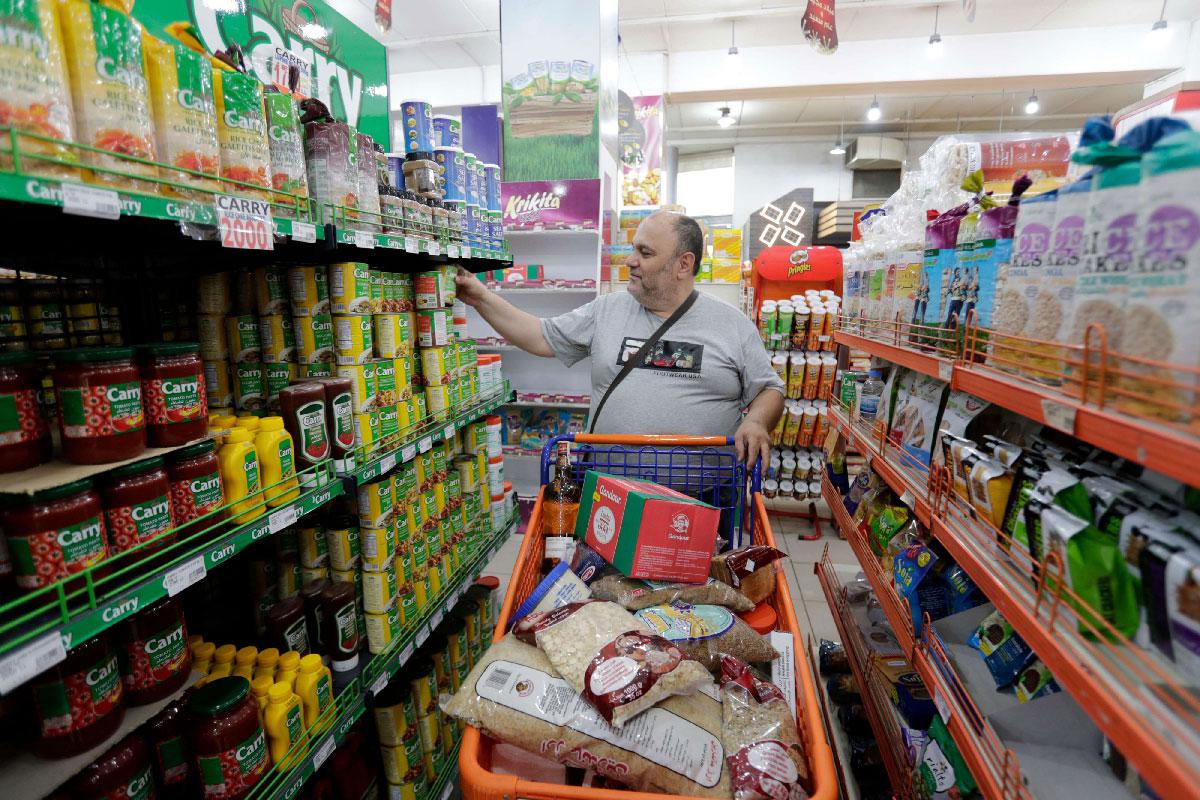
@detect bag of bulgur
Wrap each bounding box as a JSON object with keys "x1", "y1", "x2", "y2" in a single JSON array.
[
  {"x1": 634, "y1": 602, "x2": 780, "y2": 672},
  {"x1": 591, "y1": 572, "x2": 754, "y2": 612},
  {"x1": 719, "y1": 655, "x2": 811, "y2": 800},
  {"x1": 512, "y1": 600, "x2": 711, "y2": 728},
  {"x1": 144, "y1": 35, "x2": 220, "y2": 195},
  {"x1": 710, "y1": 546, "x2": 787, "y2": 604},
  {"x1": 442, "y1": 635, "x2": 730, "y2": 797}
]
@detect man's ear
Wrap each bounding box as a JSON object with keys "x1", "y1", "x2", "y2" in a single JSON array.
[{"x1": 679, "y1": 252, "x2": 695, "y2": 278}]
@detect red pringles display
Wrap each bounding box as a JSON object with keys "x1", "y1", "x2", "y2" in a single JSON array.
[
  {"x1": 30, "y1": 634, "x2": 126, "y2": 758},
  {"x1": 100, "y1": 456, "x2": 177, "y2": 555},
  {"x1": 0, "y1": 351, "x2": 51, "y2": 473},
  {"x1": 116, "y1": 596, "x2": 191, "y2": 705},
  {"x1": 138, "y1": 343, "x2": 208, "y2": 447},
  {"x1": 2, "y1": 478, "x2": 108, "y2": 591},
  {"x1": 166, "y1": 440, "x2": 225, "y2": 527},
  {"x1": 51, "y1": 347, "x2": 146, "y2": 465}
]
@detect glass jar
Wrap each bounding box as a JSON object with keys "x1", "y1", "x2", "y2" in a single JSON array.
[
  {"x1": 429, "y1": 198, "x2": 448, "y2": 240},
  {"x1": 166, "y1": 440, "x2": 225, "y2": 528},
  {"x1": 145, "y1": 695, "x2": 196, "y2": 795},
  {"x1": 138, "y1": 343, "x2": 208, "y2": 446},
  {"x1": 380, "y1": 185, "x2": 403, "y2": 234},
  {"x1": 30, "y1": 634, "x2": 125, "y2": 758},
  {"x1": 52, "y1": 346, "x2": 146, "y2": 464},
  {"x1": 0, "y1": 351, "x2": 51, "y2": 472},
  {"x1": 2, "y1": 478, "x2": 108, "y2": 591},
  {"x1": 67, "y1": 733, "x2": 154, "y2": 799},
  {"x1": 115, "y1": 595, "x2": 191, "y2": 705},
  {"x1": 100, "y1": 456, "x2": 176, "y2": 555},
  {"x1": 187, "y1": 677, "x2": 269, "y2": 800},
  {"x1": 400, "y1": 190, "x2": 422, "y2": 233}
]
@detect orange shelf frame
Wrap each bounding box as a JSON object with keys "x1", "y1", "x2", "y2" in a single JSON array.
[
  {"x1": 835, "y1": 330, "x2": 953, "y2": 382},
  {"x1": 829, "y1": 402, "x2": 932, "y2": 527}
]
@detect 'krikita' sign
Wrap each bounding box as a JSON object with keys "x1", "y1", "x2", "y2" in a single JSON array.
[
  {"x1": 136, "y1": 0, "x2": 388, "y2": 144},
  {"x1": 502, "y1": 179, "x2": 599, "y2": 231}
]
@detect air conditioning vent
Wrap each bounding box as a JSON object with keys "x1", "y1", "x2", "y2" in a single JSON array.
[{"x1": 844, "y1": 136, "x2": 905, "y2": 170}]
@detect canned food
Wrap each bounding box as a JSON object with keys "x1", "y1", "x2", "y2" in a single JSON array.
[
  {"x1": 264, "y1": 362, "x2": 296, "y2": 412},
  {"x1": 370, "y1": 270, "x2": 386, "y2": 314},
  {"x1": 361, "y1": 563, "x2": 397, "y2": 613},
  {"x1": 198, "y1": 314, "x2": 228, "y2": 360},
  {"x1": 299, "y1": 361, "x2": 334, "y2": 378},
  {"x1": 278, "y1": 559, "x2": 301, "y2": 599},
  {"x1": 424, "y1": 384, "x2": 450, "y2": 416},
  {"x1": 415, "y1": 310, "x2": 447, "y2": 349},
  {"x1": 395, "y1": 464, "x2": 418, "y2": 503},
  {"x1": 295, "y1": 313, "x2": 334, "y2": 364},
  {"x1": 226, "y1": 314, "x2": 261, "y2": 362},
  {"x1": 330, "y1": 566, "x2": 357, "y2": 587},
  {"x1": 338, "y1": 362, "x2": 377, "y2": 411},
  {"x1": 418, "y1": 345, "x2": 450, "y2": 385},
  {"x1": 288, "y1": 265, "x2": 330, "y2": 316},
  {"x1": 301, "y1": 564, "x2": 329, "y2": 585},
  {"x1": 414, "y1": 271, "x2": 442, "y2": 310},
  {"x1": 334, "y1": 314, "x2": 373, "y2": 365},
  {"x1": 396, "y1": 313, "x2": 414, "y2": 357},
  {"x1": 453, "y1": 455, "x2": 478, "y2": 491},
  {"x1": 394, "y1": 355, "x2": 412, "y2": 394},
  {"x1": 199, "y1": 273, "x2": 231, "y2": 314},
  {"x1": 373, "y1": 313, "x2": 400, "y2": 358},
  {"x1": 299, "y1": 524, "x2": 328, "y2": 568},
  {"x1": 325, "y1": 521, "x2": 361, "y2": 571},
  {"x1": 365, "y1": 603, "x2": 402, "y2": 655},
  {"x1": 260, "y1": 314, "x2": 297, "y2": 363},
  {"x1": 375, "y1": 359, "x2": 397, "y2": 405},
  {"x1": 358, "y1": 476, "x2": 394, "y2": 528},
  {"x1": 419, "y1": 488, "x2": 437, "y2": 524},
  {"x1": 396, "y1": 275, "x2": 414, "y2": 312},
  {"x1": 233, "y1": 361, "x2": 265, "y2": 412},
  {"x1": 254, "y1": 265, "x2": 290, "y2": 315},
  {"x1": 415, "y1": 450, "x2": 433, "y2": 491},
  {"x1": 329, "y1": 262, "x2": 373, "y2": 314},
  {"x1": 378, "y1": 403, "x2": 399, "y2": 440},
  {"x1": 388, "y1": 780, "x2": 419, "y2": 800},
  {"x1": 354, "y1": 409, "x2": 379, "y2": 449},
  {"x1": 440, "y1": 265, "x2": 458, "y2": 306},
  {"x1": 361, "y1": 525, "x2": 396, "y2": 570}
]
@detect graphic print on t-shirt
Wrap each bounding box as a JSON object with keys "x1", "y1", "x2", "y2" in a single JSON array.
[{"x1": 617, "y1": 337, "x2": 704, "y2": 374}]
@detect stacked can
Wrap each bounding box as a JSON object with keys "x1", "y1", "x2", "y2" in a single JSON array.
[
  {"x1": 773, "y1": 398, "x2": 831, "y2": 450},
  {"x1": 759, "y1": 292, "x2": 840, "y2": 354},
  {"x1": 374, "y1": 675, "x2": 427, "y2": 799},
  {"x1": 289, "y1": 264, "x2": 335, "y2": 379}
]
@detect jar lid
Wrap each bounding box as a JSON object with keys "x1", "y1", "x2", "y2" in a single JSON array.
[
  {"x1": 189, "y1": 675, "x2": 251, "y2": 717},
  {"x1": 739, "y1": 602, "x2": 778, "y2": 636},
  {"x1": 108, "y1": 455, "x2": 165, "y2": 478},
  {"x1": 169, "y1": 439, "x2": 216, "y2": 460},
  {"x1": 0, "y1": 351, "x2": 36, "y2": 366},
  {"x1": 12, "y1": 478, "x2": 94, "y2": 504},
  {"x1": 138, "y1": 342, "x2": 200, "y2": 357},
  {"x1": 52, "y1": 346, "x2": 134, "y2": 363}
]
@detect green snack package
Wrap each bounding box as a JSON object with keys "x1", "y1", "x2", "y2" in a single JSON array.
[
  {"x1": 868, "y1": 504, "x2": 912, "y2": 557},
  {"x1": 918, "y1": 715, "x2": 976, "y2": 797}
]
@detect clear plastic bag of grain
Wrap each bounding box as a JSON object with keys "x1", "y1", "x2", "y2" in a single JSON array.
[
  {"x1": 511, "y1": 600, "x2": 711, "y2": 728},
  {"x1": 590, "y1": 572, "x2": 754, "y2": 612},
  {"x1": 711, "y1": 546, "x2": 787, "y2": 604},
  {"x1": 719, "y1": 655, "x2": 812, "y2": 800},
  {"x1": 442, "y1": 635, "x2": 731, "y2": 797},
  {"x1": 633, "y1": 602, "x2": 779, "y2": 672}
]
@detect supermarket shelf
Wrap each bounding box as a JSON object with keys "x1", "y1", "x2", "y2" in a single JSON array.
[
  {"x1": 363, "y1": 511, "x2": 520, "y2": 696},
  {"x1": 0, "y1": 464, "x2": 343, "y2": 685},
  {"x1": 351, "y1": 384, "x2": 514, "y2": 483},
  {"x1": 504, "y1": 229, "x2": 600, "y2": 237},
  {"x1": 476, "y1": 342, "x2": 519, "y2": 351},
  {"x1": 489, "y1": 286, "x2": 596, "y2": 294},
  {"x1": 3, "y1": 435, "x2": 212, "y2": 495},
  {"x1": 829, "y1": 403, "x2": 931, "y2": 527},
  {"x1": 504, "y1": 398, "x2": 591, "y2": 410},
  {"x1": 835, "y1": 330, "x2": 953, "y2": 381},
  {"x1": 0, "y1": 670, "x2": 203, "y2": 798}
]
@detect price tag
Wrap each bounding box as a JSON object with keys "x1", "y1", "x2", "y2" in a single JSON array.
[
  {"x1": 418, "y1": 436, "x2": 432, "y2": 453},
  {"x1": 447, "y1": 245, "x2": 459, "y2": 258},
  {"x1": 416, "y1": 626, "x2": 429, "y2": 647},
  {"x1": 62, "y1": 182, "x2": 120, "y2": 220},
  {"x1": 370, "y1": 673, "x2": 389, "y2": 696},
  {"x1": 313, "y1": 736, "x2": 336, "y2": 770},
  {"x1": 291, "y1": 221, "x2": 317, "y2": 243},
  {"x1": 379, "y1": 453, "x2": 397, "y2": 474},
  {"x1": 1040, "y1": 398, "x2": 1077, "y2": 435},
  {"x1": 428, "y1": 241, "x2": 441, "y2": 256},
  {"x1": 431, "y1": 608, "x2": 444, "y2": 629},
  {"x1": 401, "y1": 444, "x2": 416, "y2": 462},
  {"x1": 354, "y1": 230, "x2": 376, "y2": 249},
  {"x1": 0, "y1": 632, "x2": 66, "y2": 695},
  {"x1": 443, "y1": 425, "x2": 456, "y2": 441},
  {"x1": 399, "y1": 642, "x2": 415, "y2": 665},
  {"x1": 933, "y1": 686, "x2": 952, "y2": 723},
  {"x1": 404, "y1": 236, "x2": 419, "y2": 254},
  {"x1": 461, "y1": 246, "x2": 471, "y2": 258},
  {"x1": 215, "y1": 194, "x2": 274, "y2": 250},
  {"x1": 164, "y1": 555, "x2": 207, "y2": 596},
  {"x1": 440, "y1": 781, "x2": 454, "y2": 800},
  {"x1": 269, "y1": 506, "x2": 299, "y2": 533}
]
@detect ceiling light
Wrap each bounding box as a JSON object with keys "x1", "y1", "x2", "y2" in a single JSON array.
[
  {"x1": 728, "y1": 20, "x2": 738, "y2": 56},
  {"x1": 1024, "y1": 92, "x2": 1039, "y2": 115},
  {"x1": 717, "y1": 107, "x2": 736, "y2": 128},
  {"x1": 830, "y1": 142, "x2": 846, "y2": 156},
  {"x1": 927, "y1": 7, "x2": 943, "y2": 56},
  {"x1": 1149, "y1": 0, "x2": 1170, "y2": 40},
  {"x1": 866, "y1": 98, "x2": 881, "y2": 122}
]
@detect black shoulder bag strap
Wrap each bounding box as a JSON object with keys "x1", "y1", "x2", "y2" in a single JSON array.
[{"x1": 587, "y1": 290, "x2": 700, "y2": 434}]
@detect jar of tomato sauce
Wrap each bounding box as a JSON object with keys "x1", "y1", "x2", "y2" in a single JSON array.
[
  {"x1": 30, "y1": 633, "x2": 125, "y2": 759},
  {"x1": 2, "y1": 478, "x2": 108, "y2": 591},
  {"x1": 166, "y1": 440, "x2": 225, "y2": 529},
  {"x1": 116, "y1": 596, "x2": 191, "y2": 705},
  {"x1": 100, "y1": 457, "x2": 177, "y2": 556},
  {"x1": 52, "y1": 347, "x2": 146, "y2": 464},
  {"x1": 146, "y1": 693, "x2": 197, "y2": 796},
  {"x1": 67, "y1": 733, "x2": 155, "y2": 799},
  {"x1": 187, "y1": 676, "x2": 269, "y2": 800},
  {"x1": 0, "y1": 352, "x2": 51, "y2": 473},
  {"x1": 138, "y1": 343, "x2": 208, "y2": 447}
]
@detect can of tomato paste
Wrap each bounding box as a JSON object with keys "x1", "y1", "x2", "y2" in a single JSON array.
[{"x1": 416, "y1": 311, "x2": 448, "y2": 348}]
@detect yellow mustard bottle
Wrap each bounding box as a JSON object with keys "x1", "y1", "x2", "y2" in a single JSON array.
[
  {"x1": 236, "y1": 415, "x2": 262, "y2": 432},
  {"x1": 233, "y1": 645, "x2": 258, "y2": 681},
  {"x1": 210, "y1": 644, "x2": 237, "y2": 678},
  {"x1": 276, "y1": 651, "x2": 301, "y2": 690},
  {"x1": 251, "y1": 675, "x2": 273, "y2": 725},
  {"x1": 256, "y1": 416, "x2": 299, "y2": 507},
  {"x1": 209, "y1": 415, "x2": 236, "y2": 446},
  {"x1": 265, "y1": 681, "x2": 308, "y2": 769},
  {"x1": 255, "y1": 647, "x2": 280, "y2": 682},
  {"x1": 219, "y1": 427, "x2": 261, "y2": 523},
  {"x1": 294, "y1": 653, "x2": 334, "y2": 733},
  {"x1": 191, "y1": 641, "x2": 216, "y2": 674}
]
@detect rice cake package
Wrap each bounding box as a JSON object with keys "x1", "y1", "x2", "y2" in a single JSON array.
[
  {"x1": 886, "y1": 370, "x2": 948, "y2": 468},
  {"x1": 575, "y1": 471, "x2": 720, "y2": 585},
  {"x1": 442, "y1": 635, "x2": 730, "y2": 797},
  {"x1": 145, "y1": 36, "x2": 220, "y2": 195},
  {"x1": 933, "y1": 390, "x2": 990, "y2": 467},
  {"x1": 512, "y1": 600, "x2": 711, "y2": 727},
  {"x1": 991, "y1": 191, "x2": 1059, "y2": 372},
  {"x1": 710, "y1": 545, "x2": 787, "y2": 604},
  {"x1": 972, "y1": 180, "x2": 1025, "y2": 329},
  {"x1": 633, "y1": 602, "x2": 779, "y2": 671},
  {"x1": 591, "y1": 573, "x2": 754, "y2": 612}
]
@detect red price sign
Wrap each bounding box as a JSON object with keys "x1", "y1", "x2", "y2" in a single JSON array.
[{"x1": 215, "y1": 195, "x2": 274, "y2": 251}]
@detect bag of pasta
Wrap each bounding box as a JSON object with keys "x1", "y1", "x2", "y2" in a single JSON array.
[{"x1": 720, "y1": 655, "x2": 811, "y2": 800}]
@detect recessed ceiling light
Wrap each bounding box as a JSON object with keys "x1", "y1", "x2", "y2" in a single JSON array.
[
  {"x1": 1025, "y1": 92, "x2": 1040, "y2": 115},
  {"x1": 866, "y1": 98, "x2": 881, "y2": 122},
  {"x1": 717, "y1": 107, "x2": 736, "y2": 128}
]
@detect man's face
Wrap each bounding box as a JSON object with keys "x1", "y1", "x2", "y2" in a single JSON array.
[{"x1": 628, "y1": 213, "x2": 684, "y2": 304}]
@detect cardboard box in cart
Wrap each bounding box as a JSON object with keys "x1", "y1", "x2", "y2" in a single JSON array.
[{"x1": 575, "y1": 471, "x2": 720, "y2": 584}]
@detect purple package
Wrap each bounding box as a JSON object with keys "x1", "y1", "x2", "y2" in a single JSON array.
[{"x1": 919, "y1": 204, "x2": 970, "y2": 328}]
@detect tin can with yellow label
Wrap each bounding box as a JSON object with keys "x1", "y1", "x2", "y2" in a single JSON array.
[
  {"x1": 354, "y1": 409, "x2": 379, "y2": 450},
  {"x1": 361, "y1": 562, "x2": 397, "y2": 613},
  {"x1": 395, "y1": 396, "x2": 414, "y2": 432},
  {"x1": 301, "y1": 564, "x2": 329, "y2": 586},
  {"x1": 299, "y1": 362, "x2": 334, "y2": 378},
  {"x1": 419, "y1": 345, "x2": 451, "y2": 386},
  {"x1": 334, "y1": 314, "x2": 373, "y2": 365},
  {"x1": 373, "y1": 313, "x2": 399, "y2": 358},
  {"x1": 396, "y1": 274, "x2": 414, "y2": 312},
  {"x1": 394, "y1": 356, "x2": 413, "y2": 394},
  {"x1": 254, "y1": 265, "x2": 290, "y2": 316},
  {"x1": 381, "y1": 272, "x2": 397, "y2": 313},
  {"x1": 260, "y1": 314, "x2": 297, "y2": 363},
  {"x1": 374, "y1": 359, "x2": 397, "y2": 405},
  {"x1": 395, "y1": 463, "x2": 418, "y2": 504},
  {"x1": 264, "y1": 362, "x2": 297, "y2": 412},
  {"x1": 420, "y1": 488, "x2": 437, "y2": 524},
  {"x1": 378, "y1": 403, "x2": 399, "y2": 440},
  {"x1": 330, "y1": 566, "x2": 358, "y2": 588},
  {"x1": 360, "y1": 525, "x2": 396, "y2": 571},
  {"x1": 233, "y1": 362, "x2": 265, "y2": 413},
  {"x1": 278, "y1": 559, "x2": 301, "y2": 599},
  {"x1": 414, "y1": 391, "x2": 427, "y2": 422},
  {"x1": 358, "y1": 476, "x2": 393, "y2": 528},
  {"x1": 453, "y1": 455, "x2": 478, "y2": 491},
  {"x1": 396, "y1": 312, "x2": 415, "y2": 357},
  {"x1": 415, "y1": 450, "x2": 434, "y2": 491},
  {"x1": 365, "y1": 602, "x2": 401, "y2": 655},
  {"x1": 424, "y1": 384, "x2": 451, "y2": 417},
  {"x1": 198, "y1": 314, "x2": 228, "y2": 360},
  {"x1": 325, "y1": 520, "x2": 361, "y2": 571},
  {"x1": 299, "y1": 524, "x2": 328, "y2": 568},
  {"x1": 337, "y1": 362, "x2": 377, "y2": 411},
  {"x1": 441, "y1": 264, "x2": 458, "y2": 306},
  {"x1": 226, "y1": 314, "x2": 261, "y2": 362},
  {"x1": 330, "y1": 262, "x2": 373, "y2": 314},
  {"x1": 370, "y1": 270, "x2": 386, "y2": 314},
  {"x1": 199, "y1": 272, "x2": 231, "y2": 314},
  {"x1": 288, "y1": 265, "x2": 330, "y2": 316},
  {"x1": 295, "y1": 313, "x2": 334, "y2": 364},
  {"x1": 204, "y1": 361, "x2": 233, "y2": 408}
]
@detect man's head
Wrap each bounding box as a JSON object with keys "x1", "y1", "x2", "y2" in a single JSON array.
[{"x1": 627, "y1": 211, "x2": 705, "y2": 312}]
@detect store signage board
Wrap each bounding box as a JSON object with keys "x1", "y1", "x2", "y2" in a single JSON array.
[
  {"x1": 501, "y1": 178, "x2": 600, "y2": 231},
  {"x1": 215, "y1": 195, "x2": 273, "y2": 250},
  {"x1": 136, "y1": 0, "x2": 389, "y2": 145}
]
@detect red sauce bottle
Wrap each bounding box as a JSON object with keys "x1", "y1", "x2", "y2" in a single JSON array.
[
  {"x1": 319, "y1": 581, "x2": 360, "y2": 660},
  {"x1": 187, "y1": 676, "x2": 269, "y2": 800},
  {"x1": 2, "y1": 478, "x2": 108, "y2": 592},
  {"x1": 278, "y1": 382, "x2": 329, "y2": 487},
  {"x1": 0, "y1": 351, "x2": 51, "y2": 473},
  {"x1": 165, "y1": 440, "x2": 225, "y2": 529},
  {"x1": 138, "y1": 343, "x2": 208, "y2": 447},
  {"x1": 116, "y1": 596, "x2": 191, "y2": 705},
  {"x1": 265, "y1": 595, "x2": 310, "y2": 654},
  {"x1": 100, "y1": 456, "x2": 177, "y2": 556},
  {"x1": 30, "y1": 633, "x2": 126, "y2": 759},
  {"x1": 66, "y1": 733, "x2": 156, "y2": 800},
  {"x1": 51, "y1": 346, "x2": 146, "y2": 465},
  {"x1": 145, "y1": 693, "x2": 197, "y2": 799},
  {"x1": 310, "y1": 376, "x2": 356, "y2": 473}
]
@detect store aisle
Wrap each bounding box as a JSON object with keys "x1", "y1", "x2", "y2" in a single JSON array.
[{"x1": 765, "y1": 500, "x2": 856, "y2": 645}]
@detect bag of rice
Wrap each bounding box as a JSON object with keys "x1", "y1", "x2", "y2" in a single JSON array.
[
  {"x1": 144, "y1": 35, "x2": 220, "y2": 196},
  {"x1": 213, "y1": 69, "x2": 269, "y2": 196},
  {"x1": 719, "y1": 655, "x2": 811, "y2": 800},
  {"x1": 710, "y1": 546, "x2": 787, "y2": 605},
  {"x1": 264, "y1": 90, "x2": 309, "y2": 211},
  {"x1": 634, "y1": 602, "x2": 779, "y2": 671},
  {"x1": 512, "y1": 600, "x2": 711, "y2": 727},
  {"x1": 443, "y1": 635, "x2": 730, "y2": 797},
  {"x1": 591, "y1": 572, "x2": 753, "y2": 612}
]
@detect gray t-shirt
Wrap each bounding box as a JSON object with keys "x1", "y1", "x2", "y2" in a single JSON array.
[{"x1": 541, "y1": 291, "x2": 785, "y2": 436}]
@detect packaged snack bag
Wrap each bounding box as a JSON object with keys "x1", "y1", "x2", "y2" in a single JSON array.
[
  {"x1": 144, "y1": 35, "x2": 220, "y2": 195},
  {"x1": 264, "y1": 91, "x2": 308, "y2": 211},
  {"x1": 214, "y1": 69, "x2": 269, "y2": 196}
]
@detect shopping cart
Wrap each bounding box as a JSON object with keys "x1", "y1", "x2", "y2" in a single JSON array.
[{"x1": 458, "y1": 433, "x2": 838, "y2": 800}]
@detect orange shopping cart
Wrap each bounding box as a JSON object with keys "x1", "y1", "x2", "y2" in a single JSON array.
[{"x1": 458, "y1": 433, "x2": 838, "y2": 800}]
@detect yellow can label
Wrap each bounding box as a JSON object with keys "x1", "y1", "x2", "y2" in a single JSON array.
[
  {"x1": 299, "y1": 362, "x2": 334, "y2": 378},
  {"x1": 226, "y1": 314, "x2": 261, "y2": 362},
  {"x1": 361, "y1": 563, "x2": 397, "y2": 613},
  {"x1": 301, "y1": 564, "x2": 329, "y2": 585},
  {"x1": 378, "y1": 403, "x2": 399, "y2": 440},
  {"x1": 299, "y1": 524, "x2": 327, "y2": 568},
  {"x1": 334, "y1": 314, "x2": 373, "y2": 365},
  {"x1": 419, "y1": 345, "x2": 451, "y2": 386},
  {"x1": 337, "y1": 363, "x2": 377, "y2": 412},
  {"x1": 295, "y1": 314, "x2": 334, "y2": 365},
  {"x1": 396, "y1": 312, "x2": 415, "y2": 357},
  {"x1": 260, "y1": 314, "x2": 296, "y2": 363},
  {"x1": 198, "y1": 314, "x2": 228, "y2": 360},
  {"x1": 254, "y1": 265, "x2": 290, "y2": 316},
  {"x1": 329, "y1": 262, "x2": 372, "y2": 314},
  {"x1": 325, "y1": 524, "x2": 360, "y2": 571},
  {"x1": 233, "y1": 362, "x2": 264, "y2": 412},
  {"x1": 365, "y1": 603, "x2": 401, "y2": 655},
  {"x1": 354, "y1": 410, "x2": 378, "y2": 449},
  {"x1": 357, "y1": 477, "x2": 393, "y2": 528},
  {"x1": 288, "y1": 265, "x2": 330, "y2": 316},
  {"x1": 373, "y1": 313, "x2": 399, "y2": 358},
  {"x1": 360, "y1": 525, "x2": 396, "y2": 570},
  {"x1": 424, "y1": 384, "x2": 450, "y2": 415},
  {"x1": 394, "y1": 356, "x2": 413, "y2": 396},
  {"x1": 375, "y1": 359, "x2": 397, "y2": 406},
  {"x1": 453, "y1": 455, "x2": 478, "y2": 490},
  {"x1": 199, "y1": 272, "x2": 231, "y2": 314},
  {"x1": 373, "y1": 694, "x2": 417, "y2": 746}
]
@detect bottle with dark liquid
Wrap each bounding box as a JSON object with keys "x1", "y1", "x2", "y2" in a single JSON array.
[{"x1": 542, "y1": 441, "x2": 580, "y2": 536}]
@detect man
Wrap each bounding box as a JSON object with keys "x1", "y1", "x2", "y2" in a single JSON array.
[{"x1": 455, "y1": 210, "x2": 784, "y2": 468}]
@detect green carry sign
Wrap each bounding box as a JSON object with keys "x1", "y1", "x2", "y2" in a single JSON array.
[{"x1": 135, "y1": 0, "x2": 389, "y2": 145}]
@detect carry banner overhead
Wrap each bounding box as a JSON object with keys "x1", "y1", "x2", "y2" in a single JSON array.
[{"x1": 137, "y1": 0, "x2": 390, "y2": 144}]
